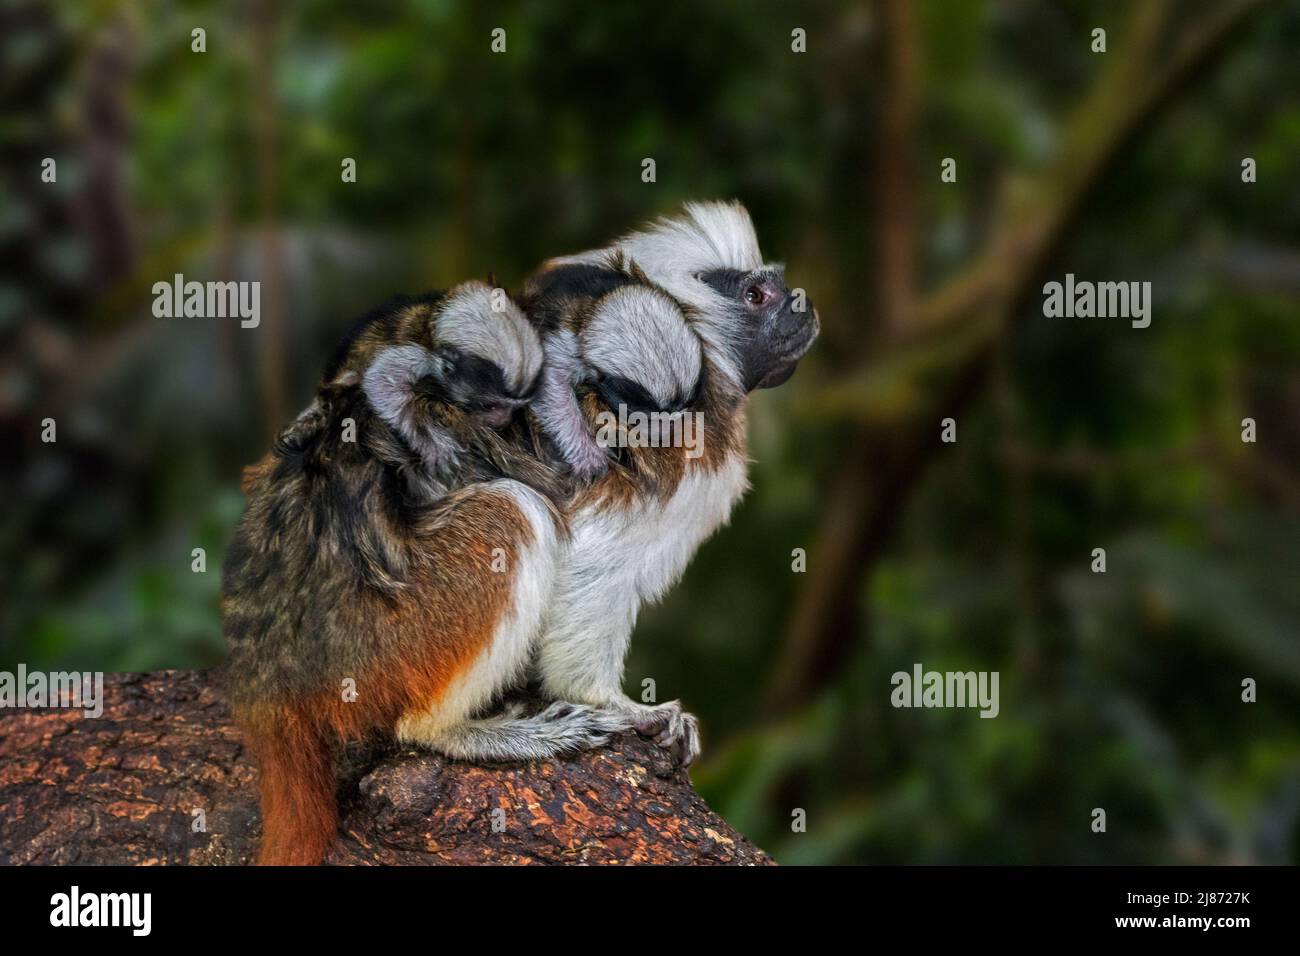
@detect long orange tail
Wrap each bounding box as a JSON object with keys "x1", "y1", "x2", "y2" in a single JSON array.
[{"x1": 242, "y1": 707, "x2": 338, "y2": 866}]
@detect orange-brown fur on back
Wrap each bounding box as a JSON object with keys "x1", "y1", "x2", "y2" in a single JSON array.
[{"x1": 228, "y1": 471, "x2": 536, "y2": 864}]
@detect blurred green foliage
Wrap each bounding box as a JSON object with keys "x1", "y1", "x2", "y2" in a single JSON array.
[{"x1": 2, "y1": 0, "x2": 1298, "y2": 864}]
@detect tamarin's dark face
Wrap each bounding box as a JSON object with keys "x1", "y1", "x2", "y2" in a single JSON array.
[
  {"x1": 699, "y1": 266, "x2": 819, "y2": 391},
  {"x1": 591, "y1": 370, "x2": 695, "y2": 417},
  {"x1": 432, "y1": 348, "x2": 541, "y2": 427}
]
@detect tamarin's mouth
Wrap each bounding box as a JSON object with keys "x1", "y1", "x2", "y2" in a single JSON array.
[
  {"x1": 754, "y1": 313, "x2": 818, "y2": 389},
  {"x1": 754, "y1": 360, "x2": 799, "y2": 390}
]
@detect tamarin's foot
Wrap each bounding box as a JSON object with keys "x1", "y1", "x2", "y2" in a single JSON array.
[
  {"x1": 626, "y1": 700, "x2": 701, "y2": 767},
  {"x1": 399, "y1": 699, "x2": 630, "y2": 763}
]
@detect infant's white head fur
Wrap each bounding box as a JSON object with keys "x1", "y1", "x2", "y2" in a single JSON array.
[
  {"x1": 581, "y1": 284, "x2": 701, "y2": 409},
  {"x1": 435, "y1": 280, "x2": 542, "y2": 394}
]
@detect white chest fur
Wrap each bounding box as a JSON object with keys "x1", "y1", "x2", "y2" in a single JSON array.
[
  {"x1": 535, "y1": 452, "x2": 750, "y2": 703},
  {"x1": 575, "y1": 452, "x2": 748, "y2": 603}
]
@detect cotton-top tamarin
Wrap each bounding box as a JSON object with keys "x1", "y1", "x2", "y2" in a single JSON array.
[
  {"x1": 509, "y1": 200, "x2": 821, "y2": 764},
  {"x1": 223, "y1": 203, "x2": 817, "y2": 864}
]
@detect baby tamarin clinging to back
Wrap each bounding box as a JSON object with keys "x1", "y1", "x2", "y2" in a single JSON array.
[
  {"x1": 527, "y1": 259, "x2": 703, "y2": 478},
  {"x1": 222, "y1": 277, "x2": 706, "y2": 865}
]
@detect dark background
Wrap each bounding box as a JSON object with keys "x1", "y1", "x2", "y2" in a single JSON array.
[{"x1": 2, "y1": 0, "x2": 1298, "y2": 864}]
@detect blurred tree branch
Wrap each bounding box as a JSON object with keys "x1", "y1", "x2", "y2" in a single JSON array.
[
  {"x1": 765, "y1": 0, "x2": 1272, "y2": 715},
  {"x1": 876, "y1": 0, "x2": 918, "y2": 339},
  {"x1": 998, "y1": 437, "x2": 1300, "y2": 508},
  {"x1": 763, "y1": 0, "x2": 921, "y2": 714}
]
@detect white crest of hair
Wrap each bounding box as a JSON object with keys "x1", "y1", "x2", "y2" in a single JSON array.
[
  {"x1": 582, "y1": 285, "x2": 701, "y2": 408},
  {"x1": 545, "y1": 201, "x2": 769, "y2": 389},
  {"x1": 436, "y1": 280, "x2": 543, "y2": 393}
]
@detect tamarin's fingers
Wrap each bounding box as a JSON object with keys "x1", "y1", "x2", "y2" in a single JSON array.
[{"x1": 275, "y1": 396, "x2": 331, "y2": 453}]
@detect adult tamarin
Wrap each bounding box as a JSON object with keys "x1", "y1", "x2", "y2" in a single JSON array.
[
  {"x1": 511, "y1": 200, "x2": 820, "y2": 765},
  {"x1": 223, "y1": 280, "x2": 582, "y2": 866},
  {"x1": 222, "y1": 278, "x2": 712, "y2": 864}
]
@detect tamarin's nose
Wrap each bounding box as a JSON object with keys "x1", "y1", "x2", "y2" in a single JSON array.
[{"x1": 775, "y1": 297, "x2": 816, "y2": 336}]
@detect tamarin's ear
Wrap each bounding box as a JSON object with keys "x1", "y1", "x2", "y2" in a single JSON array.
[{"x1": 362, "y1": 345, "x2": 463, "y2": 470}]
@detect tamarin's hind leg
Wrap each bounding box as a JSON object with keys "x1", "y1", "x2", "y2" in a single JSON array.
[{"x1": 395, "y1": 480, "x2": 622, "y2": 759}]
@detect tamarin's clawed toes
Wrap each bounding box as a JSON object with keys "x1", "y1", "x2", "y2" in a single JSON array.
[{"x1": 222, "y1": 202, "x2": 817, "y2": 864}]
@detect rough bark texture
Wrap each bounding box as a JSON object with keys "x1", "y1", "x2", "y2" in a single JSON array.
[{"x1": 0, "y1": 670, "x2": 772, "y2": 866}]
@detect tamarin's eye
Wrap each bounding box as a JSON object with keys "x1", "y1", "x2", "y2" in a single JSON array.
[{"x1": 744, "y1": 285, "x2": 768, "y2": 307}]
